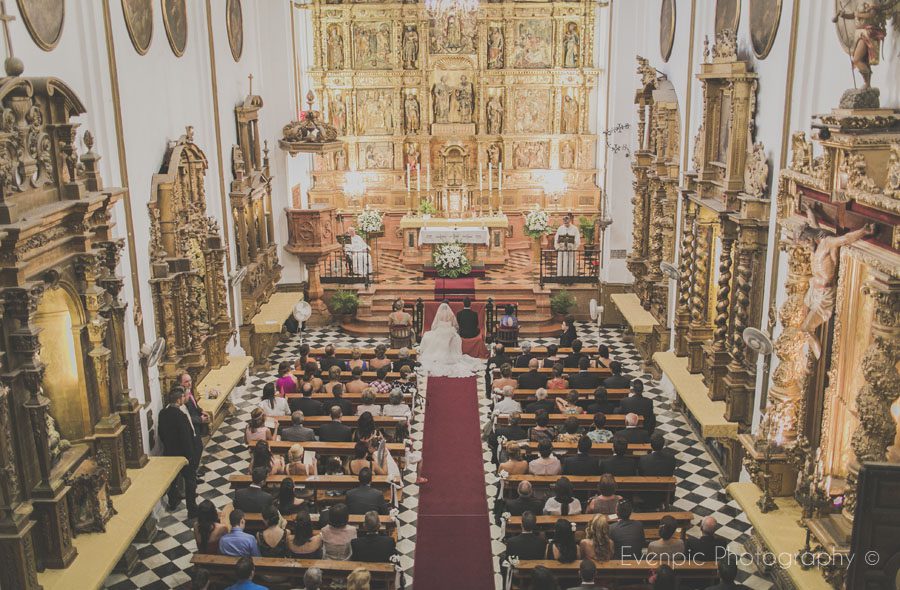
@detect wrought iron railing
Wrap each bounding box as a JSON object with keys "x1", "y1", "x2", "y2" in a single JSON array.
[
  {"x1": 319, "y1": 250, "x2": 376, "y2": 287},
  {"x1": 410, "y1": 297, "x2": 517, "y2": 340},
  {"x1": 538, "y1": 247, "x2": 600, "y2": 287}
]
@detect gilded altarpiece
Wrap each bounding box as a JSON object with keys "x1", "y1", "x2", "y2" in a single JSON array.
[
  {"x1": 628, "y1": 56, "x2": 680, "y2": 363},
  {"x1": 0, "y1": 72, "x2": 143, "y2": 589},
  {"x1": 307, "y1": 0, "x2": 601, "y2": 243},
  {"x1": 148, "y1": 129, "x2": 231, "y2": 393}
]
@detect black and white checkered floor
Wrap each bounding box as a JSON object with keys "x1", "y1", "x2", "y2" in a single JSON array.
[{"x1": 103, "y1": 322, "x2": 773, "y2": 589}]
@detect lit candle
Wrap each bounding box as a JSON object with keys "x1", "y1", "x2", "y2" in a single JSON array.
[
  {"x1": 406, "y1": 164, "x2": 411, "y2": 193},
  {"x1": 416, "y1": 164, "x2": 421, "y2": 193}
]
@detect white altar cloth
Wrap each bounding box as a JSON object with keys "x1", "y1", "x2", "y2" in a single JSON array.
[{"x1": 418, "y1": 226, "x2": 490, "y2": 246}]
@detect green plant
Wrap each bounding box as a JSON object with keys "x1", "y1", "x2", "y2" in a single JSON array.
[
  {"x1": 327, "y1": 289, "x2": 359, "y2": 315},
  {"x1": 550, "y1": 289, "x2": 576, "y2": 316},
  {"x1": 578, "y1": 215, "x2": 595, "y2": 242},
  {"x1": 418, "y1": 200, "x2": 437, "y2": 215}
]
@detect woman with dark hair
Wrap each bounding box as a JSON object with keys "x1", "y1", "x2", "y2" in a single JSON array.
[
  {"x1": 530, "y1": 565, "x2": 561, "y2": 590},
  {"x1": 302, "y1": 361, "x2": 324, "y2": 393},
  {"x1": 543, "y1": 343, "x2": 562, "y2": 368},
  {"x1": 250, "y1": 439, "x2": 285, "y2": 475},
  {"x1": 276, "y1": 477, "x2": 306, "y2": 515},
  {"x1": 353, "y1": 411, "x2": 380, "y2": 443},
  {"x1": 555, "y1": 391, "x2": 586, "y2": 417},
  {"x1": 596, "y1": 344, "x2": 611, "y2": 366},
  {"x1": 320, "y1": 503, "x2": 357, "y2": 560},
  {"x1": 555, "y1": 415, "x2": 583, "y2": 443},
  {"x1": 650, "y1": 564, "x2": 677, "y2": 590},
  {"x1": 294, "y1": 343, "x2": 317, "y2": 372},
  {"x1": 499, "y1": 304, "x2": 519, "y2": 329},
  {"x1": 348, "y1": 440, "x2": 388, "y2": 476},
  {"x1": 276, "y1": 361, "x2": 299, "y2": 395},
  {"x1": 543, "y1": 477, "x2": 582, "y2": 516},
  {"x1": 529, "y1": 410, "x2": 558, "y2": 444},
  {"x1": 546, "y1": 364, "x2": 568, "y2": 390},
  {"x1": 546, "y1": 518, "x2": 580, "y2": 562},
  {"x1": 259, "y1": 382, "x2": 290, "y2": 417},
  {"x1": 586, "y1": 473, "x2": 621, "y2": 515},
  {"x1": 286, "y1": 510, "x2": 323, "y2": 559},
  {"x1": 369, "y1": 344, "x2": 391, "y2": 370},
  {"x1": 256, "y1": 504, "x2": 289, "y2": 557},
  {"x1": 245, "y1": 407, "x2": 273, "y2": 444},
  {"x1": 647, "y1": 515, "x2": 685, "y2": 562},
  {"x1": 559, "y1": 316, "x2": 577, "y2": 348},
  {"x1": 193, "y1": 499, "x2": 229, "y2": 554}
]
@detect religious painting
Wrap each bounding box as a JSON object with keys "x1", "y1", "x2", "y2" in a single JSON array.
[
  {"x1": 714, "y1": 92, "x2": 732, "y2": 164},
  {"x1": 512, "y1": 88, "x2": 550, "y2": 133},
  {"x1": 431, "y1": 71, "x2": 475, "y2": 124},
  {"x1": 487, "y1": 24, "x2": 504, "y2": 69},
  {"x1": 513, "y1": 141, "x2": 549, "y2": 169},
  {"x1": 359, "y1": 143, "x2": 393, "y2": 170},
  {"x1": 326, "y1": 24, "x2": 345, "y2": 70},
  {"x1": 659, "y1": 0, "x2": 675, "y2": 62},
  {"x1": 402, "y1": 25, "x2": 419, "y2": 69},
  {"x1": 353, "y1": 22, "x2": 393, "y2": 69},
  {"x1": 226, "y1": 0, "x2": 243, "y2": 62},
  {"x1": 561, "y1": 22, "x2": 580, "y2": 68},
  {"x1": 162, "y1": 0, "x2": 188, "y2": 57},
  {"x1": 485, "y1": 90, "x2": 503, "y2": 134},
  {"x1": 559, "y1": 140, "x2": 576, "y2": 169},
  {"x1": 749, "y1": 0, "x2": 782, "y2": 59},
  {"x1": 328, "y1": 90, "x2": 347, "y2": 135},
  {"x1": 429, "y1": 12, "x2": 477, "y2": 54},
  {"x1": 16, "y1": 0, "x2": 65, "y2": 51},
  {"x1": 511, "y1": 20, "x2": 553, "y2": 69},
  {"x1": 715, "y1": 0, "x2": 740, "y2": 36},
  {"x1": 121, "y1": 0, "x2": 153, "y2": 55},
  {"x1": 356, "y1": 89, "x2": 395, "y2": 135}
]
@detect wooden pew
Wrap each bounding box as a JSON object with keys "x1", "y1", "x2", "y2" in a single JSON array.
[
  {"x1": 191, "y1": 555, "x2": 397, "y2": 590},
  {"x1": 521, "y1": 441, "x2": 651, "y2": 457},
  {"x1": 284, "y1": 392, "x2": 413, "y2": 407},
  {"x1": 229, "y1": 474, "x2": 397, "y2": 507},
  {"x1": 309, "y1": 347, "x2": 418, "y2": 359},
  {"x1": 504, "y1": 475, "x2": 676, "y2": 505},
  {"x1": 294, "y1": 370, "x2": 408, "y2": 383},
  {"x1": 506, "y1": 347, "x2": 600, "y2": 356},
  {"x1": 510, "y1": 367, "x2": 611, "y2": 376},
  {"x1": 509, "y1": 559, "x2": 717, "y2": 590},
  {"x1": 495, "y1": 413, "x2": 636, "y2": 428},
  {"x1": 503, "y1": 512, "x2": 694, "y2": 539},
  {"x1": 267, "y1": 440, "x2": 406, "y2": 460},
  {"x1": 510, "y1": 388, "x2": 630, "y2": 401},
  {"x1": 257, "y1": 415, "x2": 406, "y2": 439},
  {"x1": 241, "y1": 511, "x2": 397, "y2": 537}
]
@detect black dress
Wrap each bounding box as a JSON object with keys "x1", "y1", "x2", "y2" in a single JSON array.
[
  {"x1": 257, "y1": 529, "x2": 289, "y2": 558},
  {"x1": 559, "y1": 326, "x2": 577, "y2": 347}
]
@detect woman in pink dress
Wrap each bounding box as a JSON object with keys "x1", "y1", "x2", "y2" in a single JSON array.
[{"x1": 275, "y1": 361, "x2": 299, "y2": 395}]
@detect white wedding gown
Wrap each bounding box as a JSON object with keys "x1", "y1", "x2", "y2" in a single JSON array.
[{"x1": 417, "y1": 303, "x2": 482, "y2": 378}]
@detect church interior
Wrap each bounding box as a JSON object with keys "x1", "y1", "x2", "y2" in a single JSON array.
[{"x1": 0, "y1": 1, "x2": 897, "y2": 589}]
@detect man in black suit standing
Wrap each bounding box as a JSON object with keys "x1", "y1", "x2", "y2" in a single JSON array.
[
  {"x1": 233, "y1": 466, "x2": 275, "y2": 514},
  {"x1": 562, "y1": 436, "x2": 602, "y2": 476},
  {"x1": 504, "y1": 511, "x2": 547, "y2": 560},
  {"x1": 599, "y1": 435, "x2": 638, "y2": 476},
  {"x1": 620, "y1": 413, "x2": 651, "y2": 444},
  {"x1": 456, "y1": 297, "x2": 480, "y2": 339},
  {"x1": 602, "y1": 361, "x2": 631, "y2": 390},
  {"x1": 350, "y1": 511, "x2": 396, "y2": 562},
  {"x1": 609, "y1": 501, "x2": 645, "y2": 559},
  {"x1": 514, "y1": 341, "x2": 535, "y2": 368},
  {"x1": 159, "y1": 388, "x2": 200, "y2": 517},
  {"x1": 318, "y1": 407, "x2": 353, "y2": 442},
  {"x1": 289, "y1": 382, "x2": 324, "y2": 416},
  {"x1": 517, "y1": 358, "x2": 548, "y2": 390},
  {"x1": 615, "y1": 379, "x2": 655, "y2": 431},
  {"x1": 568, "y1": 357, "x2": 602, "y2": 389},
  {"x1": 346, "y1": 467, "x2": 389, "y2": 514}
]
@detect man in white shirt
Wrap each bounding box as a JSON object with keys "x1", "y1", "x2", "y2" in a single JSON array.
[
  {"x1": 344, "y1": 226, "x2": 372, "y2": 276},
  {"x1": 528, "y1": 439, "x2": 562, "y2": 476},
  {"x1": 554, "y1": 215, "x2": 581, "y2": 277},
  {"x1": 493, "y1": 386, "x2": 522, "y2": 416}
]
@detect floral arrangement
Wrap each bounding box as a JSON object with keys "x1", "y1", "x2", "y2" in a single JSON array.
[
  {"x1": 356, "y1": 208, "x2": 383, "y2": 239},
  {"x1": 523, "y1": 206, "x2": 552, "y2": 239},
  {"x1": 418, "y1": 199, "x2": 437, "y2": 216},
  {"x1": 432, "y1": 242, "x2": 472, "y2": 278}
]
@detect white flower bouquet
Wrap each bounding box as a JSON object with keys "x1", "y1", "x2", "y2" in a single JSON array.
[
  {"x1": 523, "y1": 206, "x2": 552, "y2": 239},
  {"x1": 432, "y1": 242, "x2": 472, "y2": 278},
  {"x1": 356, "y1": 208, "x2": 383, "y2": 239}
]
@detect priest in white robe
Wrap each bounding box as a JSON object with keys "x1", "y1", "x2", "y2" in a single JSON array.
[
  {"x1": 554, "y1": 216, "x2": 580, "y2": 277},
  {"x1": 344, "y1": 227, "x2": 372, "y2": 277}
]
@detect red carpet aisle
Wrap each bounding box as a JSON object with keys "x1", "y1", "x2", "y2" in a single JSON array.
[{"x1": 413, "y1": 376, "x2": 495, "y2": 590}]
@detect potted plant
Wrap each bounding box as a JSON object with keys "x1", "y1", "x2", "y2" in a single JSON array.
[
  {"x1": 523, "y1": 206, "x2": 552, "y2": 262},
  {"x1": 550, "y1": 289, "x2": 576, "y2": 319},
  {"x1": 327, "y1": 289, "x2": 359, "y2": 323},
  {"x1": 578, "y1": 215, "x2": 596, "y2": 245},
  {"x1": 418, "y1": 200, "x2": 437, "y2": 219}
]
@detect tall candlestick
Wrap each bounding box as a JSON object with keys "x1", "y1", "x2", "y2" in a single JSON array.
[
  {"x1": 427, "y1": 163, "x2": 431, "y2": 190},
  {"x1": 489, "y1": 163, "x2": 493, "y2": 193},
  {"x1": 416, "y1": 164, "x2": 421, "y2": 193},
  {"x1": 406, "y1": 164, "x2": 411, "y2": 193},
  {"x1": 499, "y1": 163, "x2": 503, "y2": 192},
  {"x1": 479, "y1": 163, "x2": 483, "y2": 191}
]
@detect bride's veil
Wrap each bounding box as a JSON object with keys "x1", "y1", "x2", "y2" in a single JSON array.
[{"x1": 431, "y1": 302, "x2": 459, "y2": 331}]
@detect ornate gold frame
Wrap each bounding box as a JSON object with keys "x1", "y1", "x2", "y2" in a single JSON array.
[
  {"x1": 659, "y1": 0, "x2": 676, "y2": 62},
  {"x1": 16, "y1": 0, "x2": 65, "y2": 51},
  {"x1": 161, "y1": 0, "x2": 188, "y2": 58},
  {"x1": 749, "y1": 0, "x2": 783, "y2": 60},
  {"x1": 121, "y1": 0, "x2": 153, "y2": 56}
]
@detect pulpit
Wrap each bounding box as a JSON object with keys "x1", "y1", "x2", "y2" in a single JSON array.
[{"x1": 285, "y1": 206, "x2": 342, "y2": 326}]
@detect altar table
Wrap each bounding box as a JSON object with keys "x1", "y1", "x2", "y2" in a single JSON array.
[
  {"x1": 398, "y1": 214, "x2": 510, "y2": 266},
  {"x1": 418, "y1": 226, "x2": 489, "y2": 246}
]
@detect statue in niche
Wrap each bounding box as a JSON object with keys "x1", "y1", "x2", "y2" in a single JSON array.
[
  {"x1": 403, "y1": 25, "x2": 419, "y2": 69},
  {"x1": 330, "y1": 94, "x2": 346, "y2": 135},
  {"x1": 486, "y1": 95, "x2": 503, "y2": 134},
  {"x1": 561, "y1": 94, "x2": 579, "y2": 134},
  {"x1": 563, "y1": 22, "x2": 580, "y2": 68},
  {"x1": 405, "y1": 143, "x2": 420, "y2": 168},
  {"x1": 560, "y1": 140, "x2": 575, "y2": 169},
  {"x1": 798, "y1": 202, "x2": 876, "y2": 359},
  {"x1": 454, "y1": 76, "x2": 474, "y2": 123},
  {"x1": 487, "y1": 26, "x2": 504, "y2": 69},
  {"x1": 832, "y1": 1, "x2": 897, "y2": 92},
  {"x1": 335, "y1": 149, "x2": 346, "y2": 170},
  {"x1": 327, "y1": 25, "x2": 344, "y2": 70},
  {"x1": 430, "y1": 12, "x2": 476, "y2": 54},
  {"x1": 404, "y1": 92, "x2": 420, "y2": 133},
  {"x1": 46, "y1": 402, "x2": 71, "y2": 466},
  {"x1": 487, "y1": 143, "x2": 501, "y2": 167},
  {"x1": 446, "y1": 14, "x2": 463, "y2": 50},
  {"x1": 432, "y1": 76, "x2": 451, "y2": 123}
]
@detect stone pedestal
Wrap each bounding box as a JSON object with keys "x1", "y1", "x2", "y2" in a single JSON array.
[
  {"x1": 702, "y1": 345, "x2": 731, "y2": 401},
  {"x1": 31, "y1": 485, "x2": 77, "y2": 569},
  {"x1": 117, "y1": 396, "x2": 148, "y2": 469},
  {"x1": 94, "y1": 414, "x2": 131, "y2": 495},
  {"x1": 686, "y1": 326, "x2": 711, "y2": 374}
]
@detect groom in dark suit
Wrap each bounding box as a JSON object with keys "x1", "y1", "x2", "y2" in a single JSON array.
[{"x1": 456, "y1": 298, "x2": 480, "y2": 338}]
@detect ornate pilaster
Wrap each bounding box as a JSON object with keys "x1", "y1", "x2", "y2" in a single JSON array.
[
  {"x1": 93, "y1": 413, "x2": 130, "y2": 495},
  {"x1": 686, "y1": 218, "x2": 714, "y2": 373},
  {"x1": 675, "y1": 196, "x2": 696, "y2": 356},
  {"x1": 703, "y1": 218, "x2": 735, "y2": 398}
]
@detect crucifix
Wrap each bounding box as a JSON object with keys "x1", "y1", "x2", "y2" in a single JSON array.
[
  {"x1": 248, "y1": 73, "x2": 254, "y2": 95},
  {"x1": 0, "y1": 0, "x2": 16, "y2": 62}
]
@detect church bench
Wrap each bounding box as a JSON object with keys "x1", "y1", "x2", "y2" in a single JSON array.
[
  {"x1": 611, "y1": 293, "x2": 660, "y2": 373},
  {"x1": 521, "y1": 441, "x2": 651, "y2": 457},
  {"x1": 246, "y1": 292, "x2": 305, "y2": 370},
  {"x1": 284, "y1": 392, "x2": 413, "y2": 407},
  {"x1": 510, "y1": 388, "x2": 630, "y2": 401},
  {"x1": 502, "y1": 511, "x2": 694, "y2": 537},
  {"x1": 495, "y1": 413, "x2": 637, "y2": 428},
  {"x1": 191, "y1": 555, "x2": 397, "y2": 590},
  {"x1": 509, "y1": 367, "x2": 612, "y2": 376},
  {"x1": 503, "y1": 475, "x2": 676, "y2": 505},
  {"x1": 509, "y1": 559, "x2": 717, "y2": 589},
  {"x1": 506, "y1": 346, "x2": 601, "y2": 355},
  {"x1": 266, "y1": 440, "x2": 406, "y2": 460},
  {"x1": 241, "y1": 512, "x2": 397, "y2": 538},
  {"x1": 308, "y1": 347, "x2": 418, "y2": 359},
  {"x1": 295, "y1": 370, "x2": 409, "y2": 382},
  {"x1": 284, "y1": 415, "x2": 406, "y2": 437},
  {"x1": 229, "y1": 474, "x2": 397, "y2": 507},
  {"x1": 198, "y1": 355, "x2": 253, "y2": 438}
]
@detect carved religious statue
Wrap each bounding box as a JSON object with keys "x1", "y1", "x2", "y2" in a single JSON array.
[
  {"x1": 563, "y1": 22, "x2": 580, "y2": 68},
  {"x1": 432, "y1": 76, "x2": 451, "y2": 123},
  {"x1": 330, "y1": 95, "x2": 346, "y2": 135},
  {"x1": 798, "y1": 203, "x2": 875, "y2": 358},
  {"x1": 832, "y1": 0, "x2": 898, "y2": 90},
  {"x1": 560, "y1": 141, "x2": 575, "y2": 169},
  {"x1": 487, "y1": 26, "x2": 504, "y2": 69},
  {"x1": 404, "y1": 92, "x2": 420, "y2": 133},
  {"x1": 405, "y1": 142, "x2": 420, "y2": 168},
  {"x1": 487, "y1": 143, "x2": 501, "y2": 167},
  {"x1": 486, "y1": 95, "x2": 503, "y2": 134},
  {"x1": 561, "y1": 94, "x2": 579, "y2": 134},
  {"x1": 455, "y1": 76, "x2": 475, "y2": 123},
  {"x1": 327, "y1": 25, "x2": 344, "y2": 70},
  {"x1": 403, "y1": 25, "x2": 419, "y2": 69}
]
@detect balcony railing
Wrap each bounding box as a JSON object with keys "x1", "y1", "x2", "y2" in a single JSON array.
[
  {"x1": 319, "y1": 250, "x2": 376, "y2": 287},
  {"x1": 538, "y1": 247, "x2": 600, "y2": 287}
]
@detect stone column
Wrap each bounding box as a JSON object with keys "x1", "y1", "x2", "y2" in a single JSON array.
[
  {"x1": 674, "y1": 196, "x2": 696, "y2": 356},
  {"x1": 703, "y1": 217, "x2": 734, "y2": 399}
]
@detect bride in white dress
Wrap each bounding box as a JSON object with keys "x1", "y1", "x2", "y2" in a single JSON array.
[{"x1": 417, "y1": 302, "x2": 481, "y2": 378}]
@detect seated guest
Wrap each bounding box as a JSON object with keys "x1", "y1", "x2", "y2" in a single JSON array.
[
  {"x1": 531, "y1": 566, "x2": 562, "y2": 590},
  {"x1": 602, "y1": 361, "x2": 631, "y2": 390},
  {"x1": 369, "y1": 365, "x2": 393, "y2": 395},
  {"x1": 616, "y1": 379, "x2": 655, "y2": 431},
  {"x1": 191, "y1": 568, "x2": 210, "y2": 590},
  {"x1": 529, "y1": 438, "x2": 562, "y2": 475},
  {"x1": 219, "y1": 510, "x2": 261, "y2": 557},
  {"x1": 286, "y1": 511, "x2": 323, "y2": 559},
  {"x1": 504, "y1": 510, "x2": 547, "y2": 560},
  {"x1": 289, "y1": 382, "x2": 324, "y2": 416},
  {"x1": 499, "y1": 303, "x2": 519, "y2": 329},
  {"x1": 488, "y1": 342, "x2": 512, "y2": 374},
  {"x1": 346, "y1": 569, "x2": 370, "y2": 590},
  {"x1": 494, "y1": 411, "x2": 528, "y2": 443},
  {"x1": 350, "y1": 510, "x2": 396, "y2": 562},
  {"x1": 620, "y1": 413, "x2": 651, "y2": 444},
  {"x1": 579, "y1": 514, "x2": 614, "y2": 561},
  {"x1": 275, "y1": 477, "x2": 306, "y2": 515},
  {"x1": 647, "y1": 515, "x2": 685, "y2": 563},
  {"x1": 596, "y1": 344, "x2": 611, "y2": 367},
  {"x1": 507, "y1": 480, "x2": 545, "y2": 516},
  {"x1": 528, "y1": 410, "x2": 557, "y2": 443},
  {"x1": 569, "y1": 356, "x2": 601, "y2": 388},
  {"x1": 546, "y1": 364, "x2": 569, "y2": 390},
  {"x1": 382, "y1": 388, "x2": 411, "y2": 419},
  {"x1": 256, "y1": 504, "x2": 289, "y2": 557},
  {"x1": 388, "y1": 298, "x2": 414, "y2": 338},
  {"x1": 318, "y1": 344, "x2": 345, "y2": 373},
  {"x1": 393, "y1": 366, "x2": 417, "y2": 395},
  {"x1": 559, "y1": 316, "x2": 577, "y2": 348},
  {"x1": 250, "y1": 440, "x2": 285, "y2": 476},
  {"x1": 499, "y1": 442, "x2": 529, "y2": 475},
  {"x1": 705, "y1": 559, "x2": 751, "y2": 590},
  {"x1": 586, "y1": 386, "x2": 615, "y2": 415},
  {"x1": 391, "y1": 347, "x2": 416, "y2": 373},
  {"x1": 320, "y1": 503, "x2": 357, "y2": 560},
  {"x1": 349, "y1": 441, "x2": 387, "y2": 476},
  {"x1": 280, "y1": 411, "x2": 316, "y2": 443},
  {"x1": 546, "y1": 517, "x2": 580, "y2": 562},
  {"x1": 245, "y1": 408, "x2": 273, "y2": 445},
  {"x1": 555, "y1": 390, "x2": 586, "y2": 416},
  {"x1": 586, "y1": 412, "x2": 614, "y2": 443},
  {"x1": 295, "y1": 343, "x2": 316, "y2": 371},
  {"x1": 234, "y1": 467, "x2": 275, "y2": 514},
  {"x1": 542, "y1": 343, "x2": 562, "y2": 369},
  {"x1": 346, "y1": 467, "x2": 389, "y2": 514},
  {"x1": 301, "y1": 362, "x2": 324, "y2": 393},
  {"x1": 543, "y1": 477, "x2": 582, "y2": 516},
  {"x1": 286, "y1": 444, "x2": 316, "y2": 476},
  {"x1": 571, "y1": 559, "x2": 601, "y2": 590},
  {"x1": 514, "y1": 341, "x2": 535, "y2": 368},
  {"x1": 494, "y1": 385, "x2": 522, "y2": 415},
  {"x1": 194, "y1": 499, "x2": 229, "y2": 554},
  {"x1": 353, "y1": 411, "x2": 385, "y2": 445},
  {"x1": 493, "y1": 363, "x2": 518, "y2": 392},
  {"x1": 275, "y1": 361, "x2": 299, "y2": 395},
  {"x1": 301, "y1": 568, "x2": 323, "y2": 590},
  {"x1": 563, "y1": 436, "x2": 601, "y2": 476},
  {"x1": 368, "y1": 344, "x2": 392, "y2": 370},
  {"x1": 686, "y1": 516, "x2": 728, "y2": 561},
  {"x1": 639, "y1": 432, "x2": 676, "y2": 476},
  {"x1": 518, "y1": 358, "x2": 548, "y2": 389},
  {"x1": 585, "y1": 473, "x2": 621, "y2": 515},
  {"x1": 599, "y1": 435, "x2": 638, "y2": 476},
  {"x1": 223, "y1": 556, "x2": 266, "y2": 590},
  {"x1": 609, "y1": 500, "x2": 644, "y2": 559},
  {"x1": 356, "y1": 388, "x2": 382, "y2": 416},
  {"x1": 347, "y1": 347, "x2": 368, "y2": 371},
  {"x1": 651, "y1": 564, "x2": 677, "y2": 590},
  {"x1": 325, "y1": 383, "x2": 354, "y2": 416},
  {"x1": 345, "y1": 367, "x2": 368, "y2": 394},
  {"x1": 318, "y1": 407, "x2": 353, "y2": 442},
  {"x1": 563, "y1": 339, "x2": 586, "y2": 369},
  {"x1": 258, "y1": 382, "x2": 290, "y2": 417},
  {"x1": 526, "y1": 389, "x2": 557, "y2": 415},
  {"x1": 556, "y1": 415, "x2": 583, "y2": 443},
  {"x1": 323, "y1": 365, "x2": 343, "y2": 395}
]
